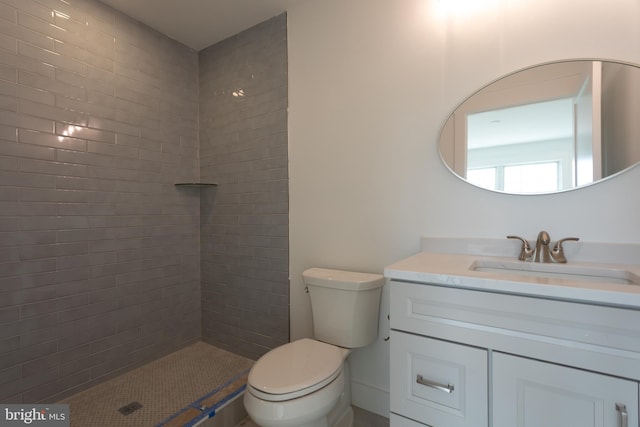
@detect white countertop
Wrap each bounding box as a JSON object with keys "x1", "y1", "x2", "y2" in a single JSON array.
[{"x1": 384, "y1": 251, "x2": 640, "y2": 309}]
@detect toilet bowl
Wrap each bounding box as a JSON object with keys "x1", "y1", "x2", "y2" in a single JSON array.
[
  {"x1": 243, "y1": 268, "x2": 385, "y2": 427},
  {"x1": 243, "y1": 338, "x2": 351, "y2": 427}
]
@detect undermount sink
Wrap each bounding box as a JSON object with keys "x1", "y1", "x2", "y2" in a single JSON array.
[
  {"x1": 384, "y1": 239, "x2": 640, "y2": 309},
  {"x1": 470, "y1": 259, "x2": 640, "y2": 285}
]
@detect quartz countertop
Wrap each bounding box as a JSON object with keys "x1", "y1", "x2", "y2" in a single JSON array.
[{"x1": 384, "y1": 251, "x2": 640, "y2": 309}]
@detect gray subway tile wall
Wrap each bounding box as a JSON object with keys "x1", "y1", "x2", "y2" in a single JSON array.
[
  {"x1": 0, "y1": 0, "x2": 202, "y2": 403},
  {"x1": 199, "y1": 14, "x2": 289, "y2": 360},
  {"x1": 1, "y1": 0, "x2": 289, "y2": 405}
]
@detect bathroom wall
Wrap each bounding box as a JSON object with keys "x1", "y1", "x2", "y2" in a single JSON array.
[
  {"x1": 0, "y1": 0, "x2": 200, "y2": 402},
  {"x1": 198, "y1": 14, "x2": 289, "y2": 360},
  {"x1": 286, "y1": 0, "x2": 640, "y2": 417}
]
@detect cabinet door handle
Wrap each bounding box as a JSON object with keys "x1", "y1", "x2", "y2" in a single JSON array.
[
  {"x1": 615, "y1": 403, "x2": 627, "y2": 427},
  {"x1": 416, "y1": 374, "x2": 455, "y2": 394}
]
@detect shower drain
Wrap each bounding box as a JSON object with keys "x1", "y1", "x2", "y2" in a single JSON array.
[{"x1": 118, "y1": 401, "x2": 143, "y2": 416}]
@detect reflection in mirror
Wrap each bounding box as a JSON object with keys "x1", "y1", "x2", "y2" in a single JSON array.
[{"x1": 439, "y1": 60, "x2": 640, "y2": 194}]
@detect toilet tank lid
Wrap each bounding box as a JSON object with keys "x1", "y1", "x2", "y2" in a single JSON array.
[{"x1": 302, "y1": 268, "x2": 385, "y2": 290}]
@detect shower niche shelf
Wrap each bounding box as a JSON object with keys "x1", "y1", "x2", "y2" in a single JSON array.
[{"x1": 174, "y1": 183, "x2": 218, "y2": 188}]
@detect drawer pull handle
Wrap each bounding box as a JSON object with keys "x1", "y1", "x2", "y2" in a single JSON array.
[
  {"x1": 416, "y1": 374, "x2": 455, "y2": 394},
  {"x1": 616, "y1": 403, "x2": 628, "y2": 427}
]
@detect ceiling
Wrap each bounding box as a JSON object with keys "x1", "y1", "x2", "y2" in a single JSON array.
[
  {"x1": 467, "y1": 98, "x2": 575, "y2": 149},
  {"x1": 99, "y1": 0, "x2": 297, "y2": 51}
]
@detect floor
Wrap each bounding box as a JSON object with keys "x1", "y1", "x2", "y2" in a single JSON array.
[
  {"x1": 233, "y1": 406, "x2": 390, "y2": 427},
  {"x1": 60, "y1": 341, "x2": 254, "y2": 427},
  {"x1": 59, "y1": 341, "x2": 389, "y2": 427}
]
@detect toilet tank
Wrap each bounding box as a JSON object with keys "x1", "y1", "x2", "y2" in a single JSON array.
[{"x1": 303, "y1": 268, "x2": 384, "y2": 348}]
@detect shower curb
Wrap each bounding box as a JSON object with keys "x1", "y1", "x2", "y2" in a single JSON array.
[{"x1": 156, "y1": 369, "x2": 250, "y2": 427}]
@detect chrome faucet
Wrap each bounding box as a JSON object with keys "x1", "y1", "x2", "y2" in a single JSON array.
[{"x1": 508, "y1": 231, "x2": 579, "y2": 263}]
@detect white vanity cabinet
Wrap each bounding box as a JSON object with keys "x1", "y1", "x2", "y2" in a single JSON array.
[
  {"x1": 493, "y1": 353, "x2": 638, "y2": 427},
  {"x1": 388, "y1": 279, "x2": 640, "y2": 427}
]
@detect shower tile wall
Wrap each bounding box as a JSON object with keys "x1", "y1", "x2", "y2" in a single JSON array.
[
  {"x1": 199, "y1": 14, "x2": 289, "y2": 360},
  {"x1": 0, "y1": 0, "x2": 201, "y2": 402}
]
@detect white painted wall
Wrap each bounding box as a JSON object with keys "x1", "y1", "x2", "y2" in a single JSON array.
[{"x1": 286, "y1": 0, "x2": 640, "y2": 417}]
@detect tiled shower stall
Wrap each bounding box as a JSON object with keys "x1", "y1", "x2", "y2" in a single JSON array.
[{"x1": 0, "y1": 0, "x2": 288, "y2": 403}]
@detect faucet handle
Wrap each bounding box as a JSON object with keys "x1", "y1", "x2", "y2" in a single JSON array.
[
  {"x1": 550, "y1": 237, "x2": 580, "y2": 263},
  {"x1": 507, "y1": 235, "x2": 534, "y2": 261}
]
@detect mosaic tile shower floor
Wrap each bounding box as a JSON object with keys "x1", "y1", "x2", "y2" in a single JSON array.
[{"x1": 59, "y1": 342, "x2": 254, "y2": 427}]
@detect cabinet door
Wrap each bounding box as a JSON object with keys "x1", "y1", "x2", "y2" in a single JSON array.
[
  {"x1": 390, "y1": 331, "x2": 488, "y2": 427},
  {"x1": 493, "y1": 352, "x2": 639, "y2": 427}
]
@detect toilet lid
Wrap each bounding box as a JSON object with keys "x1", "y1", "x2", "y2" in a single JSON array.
[{"x1": 248, "y1": 338, "x2": 344, "y2": 401}]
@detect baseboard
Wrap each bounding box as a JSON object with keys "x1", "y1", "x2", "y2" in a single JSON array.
[{"x1": 350, "y1": 379, "x2": 390, "y2": 418}]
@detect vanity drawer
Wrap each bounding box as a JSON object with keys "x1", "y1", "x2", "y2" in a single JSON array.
[{"x1": 390, "y1": 330, "x2": 488, "y2": 427}]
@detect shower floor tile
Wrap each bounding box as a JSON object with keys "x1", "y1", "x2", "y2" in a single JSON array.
[{"x1": 59, "y1": 341, "x2": 254, "y2": 427}]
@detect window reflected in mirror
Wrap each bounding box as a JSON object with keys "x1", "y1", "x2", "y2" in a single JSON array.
[{"x1": 466, "y1": 98, "x2": 574, "y2": 192}]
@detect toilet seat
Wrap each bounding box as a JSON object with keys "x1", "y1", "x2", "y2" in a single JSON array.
[{"x1": 247, "y1": 338, "x2": 344, "y2": 402}]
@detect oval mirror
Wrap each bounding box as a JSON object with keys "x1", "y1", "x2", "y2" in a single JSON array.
[{"x1": 438, "y1": 60, "x2": 640, "y2": 194}]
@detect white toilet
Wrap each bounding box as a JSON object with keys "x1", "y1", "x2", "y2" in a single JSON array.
[{"x1": 243, "y1": 267, "x2": 385, "y2": 427}]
